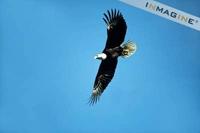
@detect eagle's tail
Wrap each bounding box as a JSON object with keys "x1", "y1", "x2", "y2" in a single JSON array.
[{"x1": 121, "y1": 41, "x2": 137, "y2": 58}]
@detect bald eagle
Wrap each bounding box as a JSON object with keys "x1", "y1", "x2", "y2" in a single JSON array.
[{"x1": 89, "y1": 9, "x2": 137, "y2": 105}]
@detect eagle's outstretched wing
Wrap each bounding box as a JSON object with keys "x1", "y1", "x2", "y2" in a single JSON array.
[
  {"x1": 89, "y1": 58, "x2": 118, "y2": 105},
  {"x1": 89, "y1": 9, "x2": 127, "y2": 105},
  {"x1": 103, "y1": 9, "x2": 127, "y2": 49}
]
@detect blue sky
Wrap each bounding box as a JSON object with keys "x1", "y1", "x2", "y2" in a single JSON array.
[{"x1": 0, "y1": 0, "x2": 200, "y2": 132}]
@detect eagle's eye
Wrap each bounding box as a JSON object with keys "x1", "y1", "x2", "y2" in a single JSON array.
[{"x1": 123, "y1": 50, "x2": 128, "y2": 55}]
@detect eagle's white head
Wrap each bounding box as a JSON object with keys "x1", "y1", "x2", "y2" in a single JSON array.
[{"x1": 94, "y1": 53, "x2": 107, "y2": 60}]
